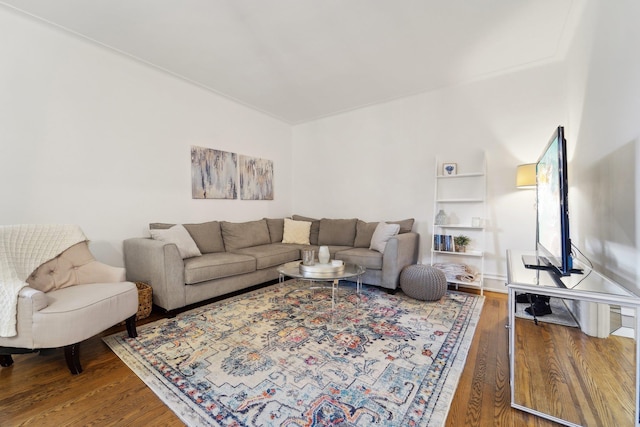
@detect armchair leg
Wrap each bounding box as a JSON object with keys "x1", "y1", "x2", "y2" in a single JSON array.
[
  {"x1": 64, "y1": 343, "x2": 82, "y2": 375},
  {"x1": 0, "y1": 354, "x2": 13, "y2": 367},
  {"x1": 125, "y1": 314, "x2": 138, "y2": 338}
]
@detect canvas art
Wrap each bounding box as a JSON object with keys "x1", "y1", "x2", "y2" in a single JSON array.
[
  {"x1": 191, "y1": 146, "x2": 238, "y2": 199},
  {"x1": 239, "y1": 155, "x2": 274, "y2": 200}
]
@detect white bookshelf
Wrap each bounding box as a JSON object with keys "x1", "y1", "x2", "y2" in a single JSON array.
[{"x1": 431, "y1": 152, "x2": 487, "y2": 295}]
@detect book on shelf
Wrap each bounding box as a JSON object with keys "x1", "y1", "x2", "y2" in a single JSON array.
[{"x1": 433, "y1": 234, "x2": 454, "y2": 251}]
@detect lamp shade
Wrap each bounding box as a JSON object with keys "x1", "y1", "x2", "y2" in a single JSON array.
[{"x1": 516, "y1": 163, "x2": 536, "y2": 189}]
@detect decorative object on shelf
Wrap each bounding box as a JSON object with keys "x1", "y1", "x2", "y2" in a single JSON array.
[
  {"x1": 433, "y1": 262, "x2": 478, "y2": 283},
  {"x1": 443, "y1": 163, "x2": 457, "y2": 175},
  {"x1": 516, "y1": 163, "x2": 536, "y2": 189},
  {"x1": 435, "y1": 209, "x2": 448, "y2": 225},
  {"x1": 472, "y1": 217, "x2": 482, "y2": 227},
  {"x1": 318, "y1": 245, "x2": 330, "y2": 264},
  {"x1": 454, "y1": 235, "x2": 470, "y2": 252}
]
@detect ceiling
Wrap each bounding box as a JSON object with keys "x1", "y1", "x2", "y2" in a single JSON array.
[{"x1": 1, "y1": 0, "x2": 580, "y2": 124}]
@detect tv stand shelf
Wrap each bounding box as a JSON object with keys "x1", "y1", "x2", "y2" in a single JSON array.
[{"x1": 506, "y1": 249, "x2": 640, "y2": 427}]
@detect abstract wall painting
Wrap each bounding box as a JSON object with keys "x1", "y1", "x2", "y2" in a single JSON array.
[
  {"x1": 239, "y1": 155, "x2": 274, "y2": 200},
  {"x1": 191, "y1": 146, "x2": 238, "y2": 199}
]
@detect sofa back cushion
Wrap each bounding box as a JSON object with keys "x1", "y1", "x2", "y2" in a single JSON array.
[
  {"x1": 387, "y1": 218, "x2": 415, "y2": 234},
  {"x1": 318, "y1": 218, "x2": 357, "y2": 246},
  {"x1": 27, "y1": 241, "x2": 113, "y2": 292},
  {"x1": 221, "y1": 219, "x2": 271, "y2": 251},
  {"x1": 354, "y1": 220, "x2": 378, "y2": 248},
  {"x1": 265, "y1": 218, "x2": 285, "y2": 243},
  {"x1": 183, "y1": 221, "x2": 225, "y2": 253},
  {"x1": 150, "y1": 221, "x2": 225, "y2": 254},
  {"x1": 292, "y1": 214, "x2": 320, "y2": 245}
]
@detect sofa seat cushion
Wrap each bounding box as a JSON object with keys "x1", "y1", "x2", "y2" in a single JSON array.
[
  {"x1": 184, "y1": 253, "x2": 256, "y2": 285},
  {"x1": 33, "y1": 282, "x2": 138, "y2": 348},
  {"x1": 231, "y1": 244, "x2": 301, "y2": 270},
  {"x1": 335, "y1": 248, "x2": 383, "y2": 270}
]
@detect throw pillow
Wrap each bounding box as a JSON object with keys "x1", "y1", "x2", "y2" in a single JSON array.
[
  {"x1": 292, "y1": 214, "x2": 320, "y2": 245},
  {"x1": 369, "y1": 222, "x2": 401, "y2": 253},
  {"x1": 282, "y1": 218, "x2": 312, "y2": 244},
  {"x1": 149, "y1": 224, "x2": 202, "y2": 259}
]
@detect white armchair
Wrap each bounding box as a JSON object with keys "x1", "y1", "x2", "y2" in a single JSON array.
[{"x1": 0, "y1": 226, "x2": 138, "y2": 374}]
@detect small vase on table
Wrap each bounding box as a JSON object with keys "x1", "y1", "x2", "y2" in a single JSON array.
[{"x1": 318, "y1": 246, "x2": 330, "y2": 264}]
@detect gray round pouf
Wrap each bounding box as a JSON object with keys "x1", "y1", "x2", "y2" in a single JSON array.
[{"x1": 400, "y1": 265, "x2": 447, "y2": 301}]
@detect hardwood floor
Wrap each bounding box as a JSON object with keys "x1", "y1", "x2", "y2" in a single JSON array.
[
  {"x1": 446, "y1": 292, "x2": 559, "y2": 427},
  {"x1": 1, "y1": 291, "x2": 623, "y2": 426}
]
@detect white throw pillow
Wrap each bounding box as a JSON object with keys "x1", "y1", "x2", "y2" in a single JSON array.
[
  {"x1": 149, "y1": 224, "x2": 202, "y2": 259},
  {"x1": 369, "y1": 222, "x2": 401, "y2": 253},
  {"x1": 282, "y1": 218, "x2": 312, "y2": 244}
]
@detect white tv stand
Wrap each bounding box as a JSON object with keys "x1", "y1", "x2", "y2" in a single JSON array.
[{"x1": 506, "y1": 249, "x2": 640, "y2": 426}]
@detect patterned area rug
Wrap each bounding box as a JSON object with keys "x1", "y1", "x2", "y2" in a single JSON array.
[{"x1": 104, "y1": 280, "x2": 484, "y2": 426}]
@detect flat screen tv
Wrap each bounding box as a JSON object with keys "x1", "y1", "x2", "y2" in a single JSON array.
[{"x1": 524, "y1": 126, "x2": 577, "y2": 276}]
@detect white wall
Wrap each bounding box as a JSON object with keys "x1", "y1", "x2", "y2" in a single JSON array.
[
  {"x1": 292, "y1": 63, "x2": 568, "y2": 291},
  {"x1": 566, "y1": 0, "x2": 640, "y2": 293},
  {"x1": 5, "y1": 2, "x2": 638, "y2": 296},
  {"x1": 0, "y1": 8, "x2": 293, "y2": 266}
]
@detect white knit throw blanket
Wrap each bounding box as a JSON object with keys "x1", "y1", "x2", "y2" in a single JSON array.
[{"x1": 0, "y1": 224, "x2": 87, "y2": 337}]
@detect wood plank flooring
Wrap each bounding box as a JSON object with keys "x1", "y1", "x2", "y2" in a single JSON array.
[{"x1": 0, "y1": 291, "x2": 631, "y2": 426}]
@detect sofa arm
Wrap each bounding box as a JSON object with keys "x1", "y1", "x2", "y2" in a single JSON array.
[
  {"x1": 381, "y1": 232, "x2": 420, "y2": 289},
  {"x1": 123, "y1": 238, "x2": 186, "y2": 311}
]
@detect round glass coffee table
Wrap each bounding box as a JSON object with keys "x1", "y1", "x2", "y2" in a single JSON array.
[{"x1": 277, "y1": 261, "x2": 365, "y2": 310}]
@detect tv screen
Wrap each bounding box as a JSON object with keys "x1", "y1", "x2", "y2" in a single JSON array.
[{"x1": 535, "y1": 126, "x2": 573, "y2": 276}]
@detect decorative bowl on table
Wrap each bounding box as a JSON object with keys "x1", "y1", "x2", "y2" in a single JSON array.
[{"x1": 299, "y1": 261, "x2": 345, "y2": 278}]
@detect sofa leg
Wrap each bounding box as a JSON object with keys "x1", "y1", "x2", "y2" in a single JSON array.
[
  {"x1": 125, "y1": 314, "x2": 138, "y2": 338},
  {"x1": 64, "y1": 343, "x2": 82, "y2": 375},
  {"x1": 0, "y1": 354, "x2": 13, "y2": 367}
]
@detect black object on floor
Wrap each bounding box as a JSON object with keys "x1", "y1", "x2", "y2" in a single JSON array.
[
  {"x1": 516, "y1": 293, "x2": 533, "y2": 303},
  {"x1": 525, "y1": 300, "x2": 553, "y2": 316}
]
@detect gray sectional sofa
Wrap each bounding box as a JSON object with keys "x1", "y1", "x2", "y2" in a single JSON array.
[{"x1": 123, "y1": 215, "x2": 419, "y2": 312}]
